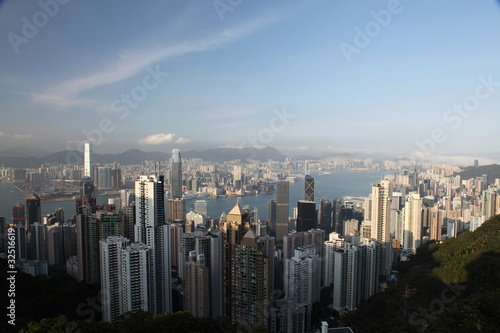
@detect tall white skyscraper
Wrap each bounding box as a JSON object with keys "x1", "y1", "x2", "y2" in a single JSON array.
[
  {"x1": 403, "y1": 192, "x2": 423, "y2": 253},
  {"x1": 121, "y1": 242, "x2": 155, "y2": 314},
  {"x1": 370, "y1": 179, "x2": 392, "y2": 276},
  {"x1": 100, "y1": 236, "x2": 130, "y2": 323},
  {"x1": 133, "y1": 174, "x2": 171, "y2": 314},
  {"x1": 284, "y1": 246, "x2": 321, "y2": 305},
  {"x1": 84, "y1": 142, "x2": 92, "y2": 178}
]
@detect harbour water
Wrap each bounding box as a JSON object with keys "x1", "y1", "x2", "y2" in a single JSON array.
[{"x1": 0, "y1": 171, "x2": 390, "y2": 222}]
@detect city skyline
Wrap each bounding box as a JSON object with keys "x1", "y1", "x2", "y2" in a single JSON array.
[{"x1": 1, "y1": 1, "x2": 500, "y2": 164}]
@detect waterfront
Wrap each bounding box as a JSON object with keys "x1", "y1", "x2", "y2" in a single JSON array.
[{"x1": 0, "y1": 171, "x2": 390, "y2": 222}]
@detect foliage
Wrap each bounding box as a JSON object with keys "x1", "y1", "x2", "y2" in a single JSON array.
[
  {"x1": 346, "y1": 215, "x2": 500, "y2": 332},
  {"x1": 19, "y1": 311, "x2": 270, "y2": 333}
]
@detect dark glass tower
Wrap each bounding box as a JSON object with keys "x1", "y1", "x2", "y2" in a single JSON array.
[
  {"x1": 26, "y1": 193, "x2": 41, "y2": 229},
  {"x1": 304, "y1": 175, "x2": 314, "y2": 202},
  {"x1": 296, "y1": 200, "x2": 316, "y2": 232}
]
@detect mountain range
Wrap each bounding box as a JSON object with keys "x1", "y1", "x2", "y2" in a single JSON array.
[{"x1": 0, "y1": 147, "x2": 288, "y2": 168}]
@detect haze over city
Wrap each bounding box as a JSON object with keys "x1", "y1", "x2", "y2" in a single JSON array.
[{"x1": 1, "y1": 0, "x2": 500, "y2": 165}]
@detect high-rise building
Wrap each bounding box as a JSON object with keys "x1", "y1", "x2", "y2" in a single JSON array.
[
  {"x1": 121, "y1": 242, "x2": 155, "y2": 314},
  {"x1": 76, "y1": 204, "x2": 99, "y2": 283},
  {"x1": 97, "y1": 210, "x2": 123, "y2": 240},
  {"x1": 323, "y1": 232, "x2": 345, "y2": 288},
  {"x1": 221, "y1": 203, "x2": 248, "y2": 321},
  {"x1": 332, "y1": 198, "x2": 343, "y2": 235},
  {"x1": 284, "y1": 246, "x2": 320, "y2": 331},
  {"x1": 170, "y1": 149, "x2": 183, "y2": 199},
  {"x1": 296, "y1": 201, "x2": 316, "y2": 232},
  {"x1": 28, "y1": 222, "x2": 46, "y2": 261},
  {"x1": 482, "y1": 189, "x2": 497, "y2": 219},
  {"x1": 332, "y1": 239, "x2": 380, "y2": 312},
  {"x1": 12, "y1": 223, "x2": 27, "y2": 261},
  {"x1": 97, "y1": 167, "x2": 112, "y2": 190},
  {"x1": 25, "y1": 193, "x2": 41, "y2": 229},
  {"x1": 403, "y1": 192, "x2": 423, "y2": 253},
  {"x1": 100, "y1": 236, "x2": 130, "y2": 322},
  {"x1": 12, "y1": 203, "x2": 25, "y2": 225},
  {"x1": 111, "y1": 167, "x2": 122, "y2": 189},
  {"x1": 370, "y1": 180, "x2": 392, "y2": 277},
  {"x1": 318, "y1": 199, "x2": 332, "y2": 236},
  {"x1": 184, "y1": 251, "x2": 210, "y2": 318},
  {"x1": 84, "y1": 142, "x2": 92, "y2": 178},
  {"x1": 304, "y1": 175, "x2": 315, "y2": 202},
  {"x1": 168, "y1": 198, "x2": 185, "y2": 222},
  {"x1": 134, "y1": 174, "x2": 171, "y2": 314},
  {"x1": 275, "y1": 181, "x2": 289, "y2": 244},
  {"x1": 194, "y1": 200, "x2": 208, "y2": 216},
  {"x1": 230, "y1": 229, "x2": 274, "y2": 327}
]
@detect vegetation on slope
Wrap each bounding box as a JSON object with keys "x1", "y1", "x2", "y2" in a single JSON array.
[{"x1": 347, "y1": 215, "x2": 500, "y2": 332}]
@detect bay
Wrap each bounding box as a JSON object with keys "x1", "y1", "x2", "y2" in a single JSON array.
[{"x1": 0, "y1": 171, "x2": 390, "y2": 222}]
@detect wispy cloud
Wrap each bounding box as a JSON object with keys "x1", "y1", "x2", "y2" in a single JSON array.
[
  {"x1": 13, "y1": 133, "x2": 33, "y2": 139},
  {"x1": 138, "y1": 133, "x2": 176, "y2": 145},
  {"x1": 176, "y1": 137, "x2": 191, "y2": 144},
  {"x1": 31, "y1": 15, "x2": 282, "y2": 107},
  {"x1": 138, "y1": 133, "x2": 191, "y2": 145}
]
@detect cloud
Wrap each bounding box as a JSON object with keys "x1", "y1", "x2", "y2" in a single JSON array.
[
  {"x1": 13, "y1": 134, "x2": 33, "y2": 140},
  {"x1": 0, "y1": 131, "x2": 5, "y2": 137},
  {"x1": 175, "y1": 137, "x2": 191, "y2": 144},
  {"x1": 138, "y1": 133, "x2": 175, "y2": 145},
  {"x1": 31, "y1": 15, "x2": 282, "y2": 107}
]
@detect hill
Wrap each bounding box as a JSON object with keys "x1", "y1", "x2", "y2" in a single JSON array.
[
  {"x1": 455, "y1": 164, "x2": 500, "y2": 184},
  {"x1": 0, "y1": 147, "x2": 287, "y2": 168},
  {"x1": 347, "y1": 215, "x2": 500, "y2": 332}
]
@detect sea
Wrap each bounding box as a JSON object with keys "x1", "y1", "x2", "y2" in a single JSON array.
[{"x1": 0, "y1": 171, "x2": 390, "y2": 222}]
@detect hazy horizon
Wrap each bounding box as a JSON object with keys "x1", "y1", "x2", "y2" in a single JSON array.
[{"x1": 1, "y1": 0, "x2": 500, "y2": 165}]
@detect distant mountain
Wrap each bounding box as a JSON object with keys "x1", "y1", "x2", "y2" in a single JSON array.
[
  {"x1": 183, "y1": 146, "x2": 286, "y2": 162},
  {"x1": 455, "y1": 164, "x2": 500, "y2": 184},
  {"x1": 292, "y1": 153, "x2": 355, "y2": 161},
  {"x1": 0, "y1": 147, "x2": 52, "y2": 158},
  {"x1": 0, "y1": 147, "x2": 287, "y2": 167}
]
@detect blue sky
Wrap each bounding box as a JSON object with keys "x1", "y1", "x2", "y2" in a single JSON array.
[{"x1": 1, "y1": 0, "x2": 499, "y2": 164}]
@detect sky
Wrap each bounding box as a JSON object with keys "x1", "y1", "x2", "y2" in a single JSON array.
[{"x1": 0, "y1": 0, "x2": 499, "y2": 164}]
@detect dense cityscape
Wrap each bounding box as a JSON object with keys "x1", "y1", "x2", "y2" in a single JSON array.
[
  {"x1": 2, "y1": 1, "x2": 500, "y2": 332},
  {"x1": 1, "y1": 143, "x2": 499, "y2": 332}
]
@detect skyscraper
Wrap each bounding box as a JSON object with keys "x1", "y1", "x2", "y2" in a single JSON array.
[
  {"x1": 84, "y1": 142, "x2": 92, "y2": 178},
  {"x1": 318, "y1": 199, "x2": 332, "y2": 236},
  {"x1": 100, "y1": 236, "x2": 130, "y2": 322},
  {"x1": 12, "y1": 203, "x2": 25, "y2": 225},
  {"x1": 76, "y1": 204, "x2": 99, "y2": 283},
  {"x1": 296, "y1": 200, "x2": 316, "y2": 232},
  {"x1": 121, "y1": 242, "x2": 155, "y2": 314},
  {"x1": 26, "y1": 193, "x2": 41, "y2": 229},
  {"x1": 230, "y1": 229, "x2": 274, "y2": 327},
  {"x1": 370, "y1": 180, "x2": 392, "y2": 277},
  {"x1": 304, "y1": 175, "x2": 314, "y2": 202},
  {"x1": 28, "y1": 222, "x2": 46, "y2": 261},
  {"x1": 403, "y1": 192, "x2": 423, "y2": 253},
  {"x1": 275, "y1": 180, "x2": 289, "y2": 244},
  {"x1": 184, "y1": 251, "x2": 210, "y2": 318},
  {"x1": 170, "y1": 149, "x2": 182, "y2": 199},
  {"x1": 332, "y1": 198, "x2": 343, "y2": 234},
  {"x1": 134, "y1": 174, "x2": 171, "y2": 314}
]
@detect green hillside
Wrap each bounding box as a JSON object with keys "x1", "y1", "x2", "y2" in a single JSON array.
[
  {"x1": 348, "y1": 215, "x2": 500, "y2": 332},
  {"x1": 455, "y1": 164, "x2": 500, "y2": 184}
]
